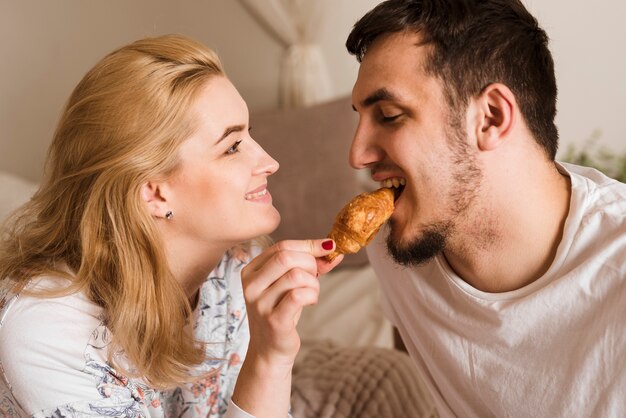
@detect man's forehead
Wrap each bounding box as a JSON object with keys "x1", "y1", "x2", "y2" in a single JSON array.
[
  {"x1": 354, "y1": 33, "x2": 432, "y2": 97},
  {"x1": 358, "y1": 33, "x2": 430, "y2": 79},
  {"x1": 363, "y1": 31, "x2": 429, "y2": 60}
]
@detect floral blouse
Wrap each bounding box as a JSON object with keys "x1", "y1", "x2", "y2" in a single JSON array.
[{"x1": 0, "y1": 247, "x2": 254, "y2": 417}]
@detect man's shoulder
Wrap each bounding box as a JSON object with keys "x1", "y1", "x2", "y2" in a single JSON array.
[
  {"x1": 559, "y1": 162, "x2": 626, "y2": 228},
  {"x1": 561, "y1": 162, "x2": 626, "y2": 202}
]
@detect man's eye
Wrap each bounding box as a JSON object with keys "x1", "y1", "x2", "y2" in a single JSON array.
[
  {"x1": 381, "y1": 114, "x2": 402, "y2": 123},
  {"x1": 226, "y1": 140, "x2": 242, "y2": 155}
]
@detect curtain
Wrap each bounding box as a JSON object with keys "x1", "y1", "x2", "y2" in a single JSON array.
[{"x1": 238, "y1": 0, "x2": 334, "y2": 108}]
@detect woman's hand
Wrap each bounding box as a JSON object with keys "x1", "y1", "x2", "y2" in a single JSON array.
[
  {"x1": 232, "y1": 239, "x2": 343, "y2": 418},
  {"x1": 241, "y1": 238, "x2": 343, "y2": 364}
]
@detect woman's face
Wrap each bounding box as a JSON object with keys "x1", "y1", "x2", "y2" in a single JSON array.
[{"x1": 165, "y1": 76, "x2": 280, "y2": 248}]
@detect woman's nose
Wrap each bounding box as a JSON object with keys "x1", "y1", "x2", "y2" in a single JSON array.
[{"x1": 252, "y1": 141, "x2": 279, "y2": 176}]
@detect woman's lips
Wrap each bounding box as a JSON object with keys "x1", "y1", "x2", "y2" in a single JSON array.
[{"x1": 245, "y1": 184, "x2": 271, "y2": 202}]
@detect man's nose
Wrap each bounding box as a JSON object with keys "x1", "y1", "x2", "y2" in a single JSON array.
[{"x1": 349, "y1": 122, "x2": 385, "y2": 169}]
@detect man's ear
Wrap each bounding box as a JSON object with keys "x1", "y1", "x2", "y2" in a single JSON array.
[
  {"x1": 141, "y1": 181, "x2": 170, "y2": 219},
  {"x1": 472, "y1": 83, "x2": 516, "y2": 151}
]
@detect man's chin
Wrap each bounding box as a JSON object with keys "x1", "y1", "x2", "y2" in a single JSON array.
[{"x1": 386, "y1": 220, "x2": 450, "y2": 266}]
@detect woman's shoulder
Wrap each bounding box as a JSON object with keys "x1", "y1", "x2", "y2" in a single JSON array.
[
  {"x1": 0, "y1": 276, "x2": 102, "y2": 356},
  {"x1": 0, "y1": 277, "x2": 151, "y2": 414},
  {"x1": 0, "y1": 274, "x2": 103, "y2": 333},
  {"x1": 0, "y1": 274, "x2": 106, "y2": 386}
]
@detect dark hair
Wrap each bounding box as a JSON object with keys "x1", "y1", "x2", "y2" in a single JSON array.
[{"x1": 346, "y1": 0, "x2": 559, "y2": 159}]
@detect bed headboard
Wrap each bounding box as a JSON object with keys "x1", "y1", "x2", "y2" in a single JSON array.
[{"x1": 250, "y1": 96, "x2": 370, "y2": 267}]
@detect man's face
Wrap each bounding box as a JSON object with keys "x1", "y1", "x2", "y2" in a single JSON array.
[{"x1": 349, "y1": 31, "x2": 482, "y2": 266}]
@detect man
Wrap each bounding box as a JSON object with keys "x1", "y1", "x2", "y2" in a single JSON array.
[{"x1": 346, "y1": 0, "x2": 626, "y2": 416}]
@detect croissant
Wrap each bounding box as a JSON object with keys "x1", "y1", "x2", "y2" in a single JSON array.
[{"x1": 326, "y1": 187, "x2": 395, "y2": 261}]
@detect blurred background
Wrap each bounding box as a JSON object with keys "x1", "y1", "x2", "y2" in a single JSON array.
[
  {"x1": 1, "y1": 0, "x2": 625, "y2": 182},
  {"x1": 1, "y1": 3, "x2": 624, "y2": 412}
]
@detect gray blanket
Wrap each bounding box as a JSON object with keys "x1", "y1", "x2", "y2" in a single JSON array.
[{"x1": 291, "y1": 342, "x2": 438, "y2": 418}]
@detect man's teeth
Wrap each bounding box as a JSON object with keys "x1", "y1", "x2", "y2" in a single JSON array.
[
  {"x1": 380, "y1": 178, "x2": 406, "y2": 188},
  {"x1": 245, "y1": 189, "x2": 268, "y2": 200}
]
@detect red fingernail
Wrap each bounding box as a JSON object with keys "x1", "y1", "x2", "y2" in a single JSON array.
[{"x1": 322, "y1": 240, "x2": 334, "y2": 250}]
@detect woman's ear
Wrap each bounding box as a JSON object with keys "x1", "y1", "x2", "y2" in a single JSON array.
[
  {"x1": 473, "y1": 83, "x2": 516, "y2": 151},
  {"x1": 141, "y1": 181, "x2": 169, "y2": 219}
]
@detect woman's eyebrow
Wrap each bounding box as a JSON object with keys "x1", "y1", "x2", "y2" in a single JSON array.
[{"x1": 215, "y1": 124, "x2": 246, "y2": 144}]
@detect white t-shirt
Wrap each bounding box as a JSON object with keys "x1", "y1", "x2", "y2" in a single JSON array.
[
  {"x1": 367, "y1": 163, "x2": 626, "y2": 418},
  {"x1": 0, "y1": 248, "x2": 255, "y2": 418}
]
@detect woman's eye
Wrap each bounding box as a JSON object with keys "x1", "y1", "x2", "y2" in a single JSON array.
[{"x1": 226, "y1": 140, "x2": 242, "y2": 155}]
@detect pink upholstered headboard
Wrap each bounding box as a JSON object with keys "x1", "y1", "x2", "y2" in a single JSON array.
[{"x1": 250, "y1": 97, "x2": 369, "y2": 267}]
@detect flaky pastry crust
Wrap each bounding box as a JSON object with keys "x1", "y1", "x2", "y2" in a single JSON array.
[{"x1": 326, "y1": 188, "x2": 395, "y2": 261}]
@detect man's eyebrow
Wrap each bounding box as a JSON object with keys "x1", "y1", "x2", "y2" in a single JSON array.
[
  {"x1": 216, "y1": 124, "x2": 246, "y2": 144},
  {"x1": 352, "y1": 88, "x2": 399, "y2": 111}
]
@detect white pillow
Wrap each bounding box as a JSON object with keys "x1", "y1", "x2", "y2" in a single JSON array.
[
  {"x1": 0, "y1": 171, "x2": 38, "y2": 223},
  {"x1": 297, "y1": 264, "x2": 393, "y2": 349}
]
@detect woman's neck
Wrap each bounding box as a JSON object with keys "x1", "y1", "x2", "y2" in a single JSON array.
[{"x1": 165, "y1": 240, "x2": 228, "y2": 302}]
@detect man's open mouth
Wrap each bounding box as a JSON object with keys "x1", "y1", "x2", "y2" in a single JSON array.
[{"x1": 380, "y1": 177, "x2": 406, "y2": 201}]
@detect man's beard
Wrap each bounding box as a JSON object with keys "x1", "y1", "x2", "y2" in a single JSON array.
[
  {"x1": 385, "y1": 107, "x2": 481, "y2": 266},
  {"x1": 387, "y1": 220, "x2": 451, "y2": 266}
]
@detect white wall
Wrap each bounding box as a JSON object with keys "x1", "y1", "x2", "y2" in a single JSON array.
[
  {"x1": 525, "y1": 0, "x2": 626, "y2": 156},
  {"x1": 1, "y1": 0, "x2": 624, "y2": 182}
]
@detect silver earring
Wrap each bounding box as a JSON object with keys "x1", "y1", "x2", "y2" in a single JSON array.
[{"x1": 165, "y1": 210, "x2": 173, "y2": 220}]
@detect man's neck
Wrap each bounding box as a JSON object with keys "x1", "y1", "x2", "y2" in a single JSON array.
[{"x1": 443, "y1": 161, "x2": 571, "y2": 293}]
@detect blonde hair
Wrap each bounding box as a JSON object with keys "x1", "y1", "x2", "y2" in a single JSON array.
[{"x1": 0, "y1": 34, "x2": 227, "y2": 389}]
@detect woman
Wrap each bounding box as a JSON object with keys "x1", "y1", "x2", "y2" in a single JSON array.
[{"x1": 0, "y1": 34, "x2": 342, "y2": 417}]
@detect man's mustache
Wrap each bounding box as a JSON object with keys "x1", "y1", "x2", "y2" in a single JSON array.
[{"x1": 370, "y1": 163, "x2": 401, "y2": 177}]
